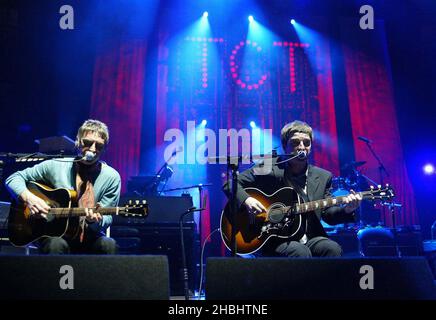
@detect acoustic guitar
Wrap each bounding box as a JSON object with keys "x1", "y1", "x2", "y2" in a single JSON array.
[
  {"x1": 8, "y1": 181, "x2": 148, "y2": 247},
  {"x1": 220, "y1": 185, "x2": 394, "y2": 254}
]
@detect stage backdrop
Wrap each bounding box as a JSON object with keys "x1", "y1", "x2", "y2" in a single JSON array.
[{"x1": 90, "y1": 14, "x2": 417, "y2": 245}]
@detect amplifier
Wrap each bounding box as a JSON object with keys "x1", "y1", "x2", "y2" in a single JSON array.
[
  {"x1": 110, "y1": 222, "x2": 199, "y2": 296},
  {"x1": 116, "y1": 194, "x2": 193, "y2": 224}
]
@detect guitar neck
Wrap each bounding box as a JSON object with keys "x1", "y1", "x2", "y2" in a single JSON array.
[
  {"x1": 292, "y1": 190, "x2": 375, "y2": 214},
  {"x1": 47, "y1": 207, "x2": 121, "y2": 217}
]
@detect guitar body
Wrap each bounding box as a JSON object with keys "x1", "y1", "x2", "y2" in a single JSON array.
[
  {"x1": 8, "y1": 182, "x2": 79, "y2": 247},
  {"x1": 220, "y1": 187, "x2": 304, "y2": 255}
]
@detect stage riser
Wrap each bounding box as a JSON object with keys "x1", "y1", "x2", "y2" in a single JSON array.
[
  {"x1": 0, "y1": 255, "x2": 169, "y2": 300},
  {"x1": 206, "y1": 257, "x2": 436, "y2": 300}
]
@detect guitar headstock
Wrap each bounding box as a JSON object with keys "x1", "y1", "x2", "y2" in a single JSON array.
[
  {"x1": 364, "y1": 184, "x2": 395, "y2": 201},
  {"x1": 121, "y1": 200, "x2": 149, "y2": 217}
]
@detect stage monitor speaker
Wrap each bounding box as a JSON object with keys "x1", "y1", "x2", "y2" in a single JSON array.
[
  {"x1": 206, "y1": 257, "x2": 436, "y2": 300},
  {"x1": 0, "y1": 255, "x2": 169, "y2": 300}
]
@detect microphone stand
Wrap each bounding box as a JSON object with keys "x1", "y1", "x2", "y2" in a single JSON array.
[
  {"x1": 381, "y1": 201, "x2": 403, "y2": 257},
  {"x1": 179, "y1": 206, "x2": 205, "y2": 300},
  {"x1": 229, "y1": 159, "x2": 239, "y2": 257},
  {"x1": 150, "y1": 150, "x2": 182, "y2": 195},
  {"x1": 150, "y1": 161, "x2": 173, "y2": 195},
  {"x1": 361, "y1": 140, "x2": 389, "y2": 225},
  {"x1": 163, "y1": 183, "x2": 213, "y2": 242},
  {"x1": 207, "y1": 154, "x2": 248, "y2": 257}
]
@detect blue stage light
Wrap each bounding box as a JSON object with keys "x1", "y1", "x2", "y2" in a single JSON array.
[
  {"x1": 290, "y1": 19, "x2": 296, "y2": 25},
  {"x1": 248, "y1": 15, "x2": 254, "y2": 23},
  {"x1": 250, "y1": 121, "x2": 256, "y2": 128},
  {"x1": 203, "y1": 11, "x2": 208, "y2": 18},
  {"x1": 423, "y1": 163, "x2": 435, "y2": 175},
  {"x1": 201, "y1": 119, "x2": 208, "y2": 126}
]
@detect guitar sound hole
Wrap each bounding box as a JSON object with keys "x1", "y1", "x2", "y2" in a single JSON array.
[{"x1": 268, "y1": 208, "x2": 285, "y2": 223}]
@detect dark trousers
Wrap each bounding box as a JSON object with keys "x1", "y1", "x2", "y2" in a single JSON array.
[
  {"x1": 263, "y1": 236, "x2": 342, "y2": 257},
  {"x1": 39, "y1": 235, "x2": 118, "y2": 254}
]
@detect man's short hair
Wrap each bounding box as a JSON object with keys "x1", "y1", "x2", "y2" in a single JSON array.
[
  {"x1": 280, "y1": 120, "x2": 313, "y2": 149},
  {"x1": 75, "y1": 119, "x2": 109, "y2": 148}
]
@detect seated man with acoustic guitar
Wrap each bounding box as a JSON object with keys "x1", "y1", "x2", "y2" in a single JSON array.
[
  {"x1": 5, "y1": 119, "x2": 121, "y2": 254},
  {"x1": 222, "y1": 120, "x2": 363, "y2": 257}
]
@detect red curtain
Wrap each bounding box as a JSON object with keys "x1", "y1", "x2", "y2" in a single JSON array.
[
  {"x1": 90, "y1": 38, "x2": 147, "y2": 194},
  {"x1": 342, "y1": 23, "x2": 418, "y2": 226},
  {"x1": 313, "y1": 37, "x2": 340, "y2": 176}
]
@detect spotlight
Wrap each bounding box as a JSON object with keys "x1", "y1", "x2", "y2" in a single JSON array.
[
  {"x1": 201, "y1": 119, "x2": 208, "y2": 126},
  {"x1": 248, "y1": 15, "x2": 254, "y2": 23},
  {"x1": 290, "y1": 19, "x2": 296, "y2": 25},
  {"x1": 203, "y1": 11, "x2": 208, "y2": 18},
  {"x1": 423, "y1": 163, "x2": 435, "y2": 175},
  {"x1": 250, "y1": 121, "x2": 256, "y2": 128}
]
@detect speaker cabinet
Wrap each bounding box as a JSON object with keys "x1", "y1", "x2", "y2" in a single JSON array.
[
  {"x1": 0, "y1": 255, "x2": 169, "y2": 300},
  {"x1": 111, "y1": 222, "x2": 199, "y2": 296},
  {"x1": 206, "y1": 257, "x2": 436, "y2": 300}
]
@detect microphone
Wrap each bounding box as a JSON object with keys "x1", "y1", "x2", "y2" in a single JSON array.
[
  {"x1": 275, "y1": 150, "x2": 306, "y2": 165},
  {"x1": 358, "y1": 136, "x2": 372, "y2": 144},
  {"x1": 297, "y1": 150, "x2": 307, "y2": 159},
  {"x1": 82, "y1": 151, "x2": 95, "y2": 162}
]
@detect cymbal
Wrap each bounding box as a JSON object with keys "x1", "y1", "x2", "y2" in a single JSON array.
[{"x1": 341, "y1": 161, "x2": 366, "y2": 170}]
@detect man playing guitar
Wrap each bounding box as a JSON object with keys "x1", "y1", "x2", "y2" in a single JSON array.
[
  {"x1": 5, "y1": 119, "x2": 121, "y2": 254},
  {"x1": 223, "y1": 120, "x2": 362, "y2": 257}
]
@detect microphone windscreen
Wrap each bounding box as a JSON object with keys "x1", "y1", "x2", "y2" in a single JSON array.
[
  {"x1": 298, "y1": 151, "x2": 307, "y2": 159},
  {"x1": 84, "y1": 151, "x2": 95, "y2": 161}
]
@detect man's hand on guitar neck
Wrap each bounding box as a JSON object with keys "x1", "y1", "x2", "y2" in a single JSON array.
[
  {"x1": 20, "y1": 189, "x2": 50, "y2": 219},
  {"x1": 84, "y1": 204, "x2": 103, "y2": 224},
  {"x1": 343, "y1": 189, "x2": 362, "y2": 214}
]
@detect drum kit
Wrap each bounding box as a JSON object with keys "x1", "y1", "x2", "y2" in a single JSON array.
[
  {"x1": 331, "y1": 161, "x2": 367, "y2": 197},
  {"x1": 325, "y1": 160, "x2": 383, "y2": 231}
]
